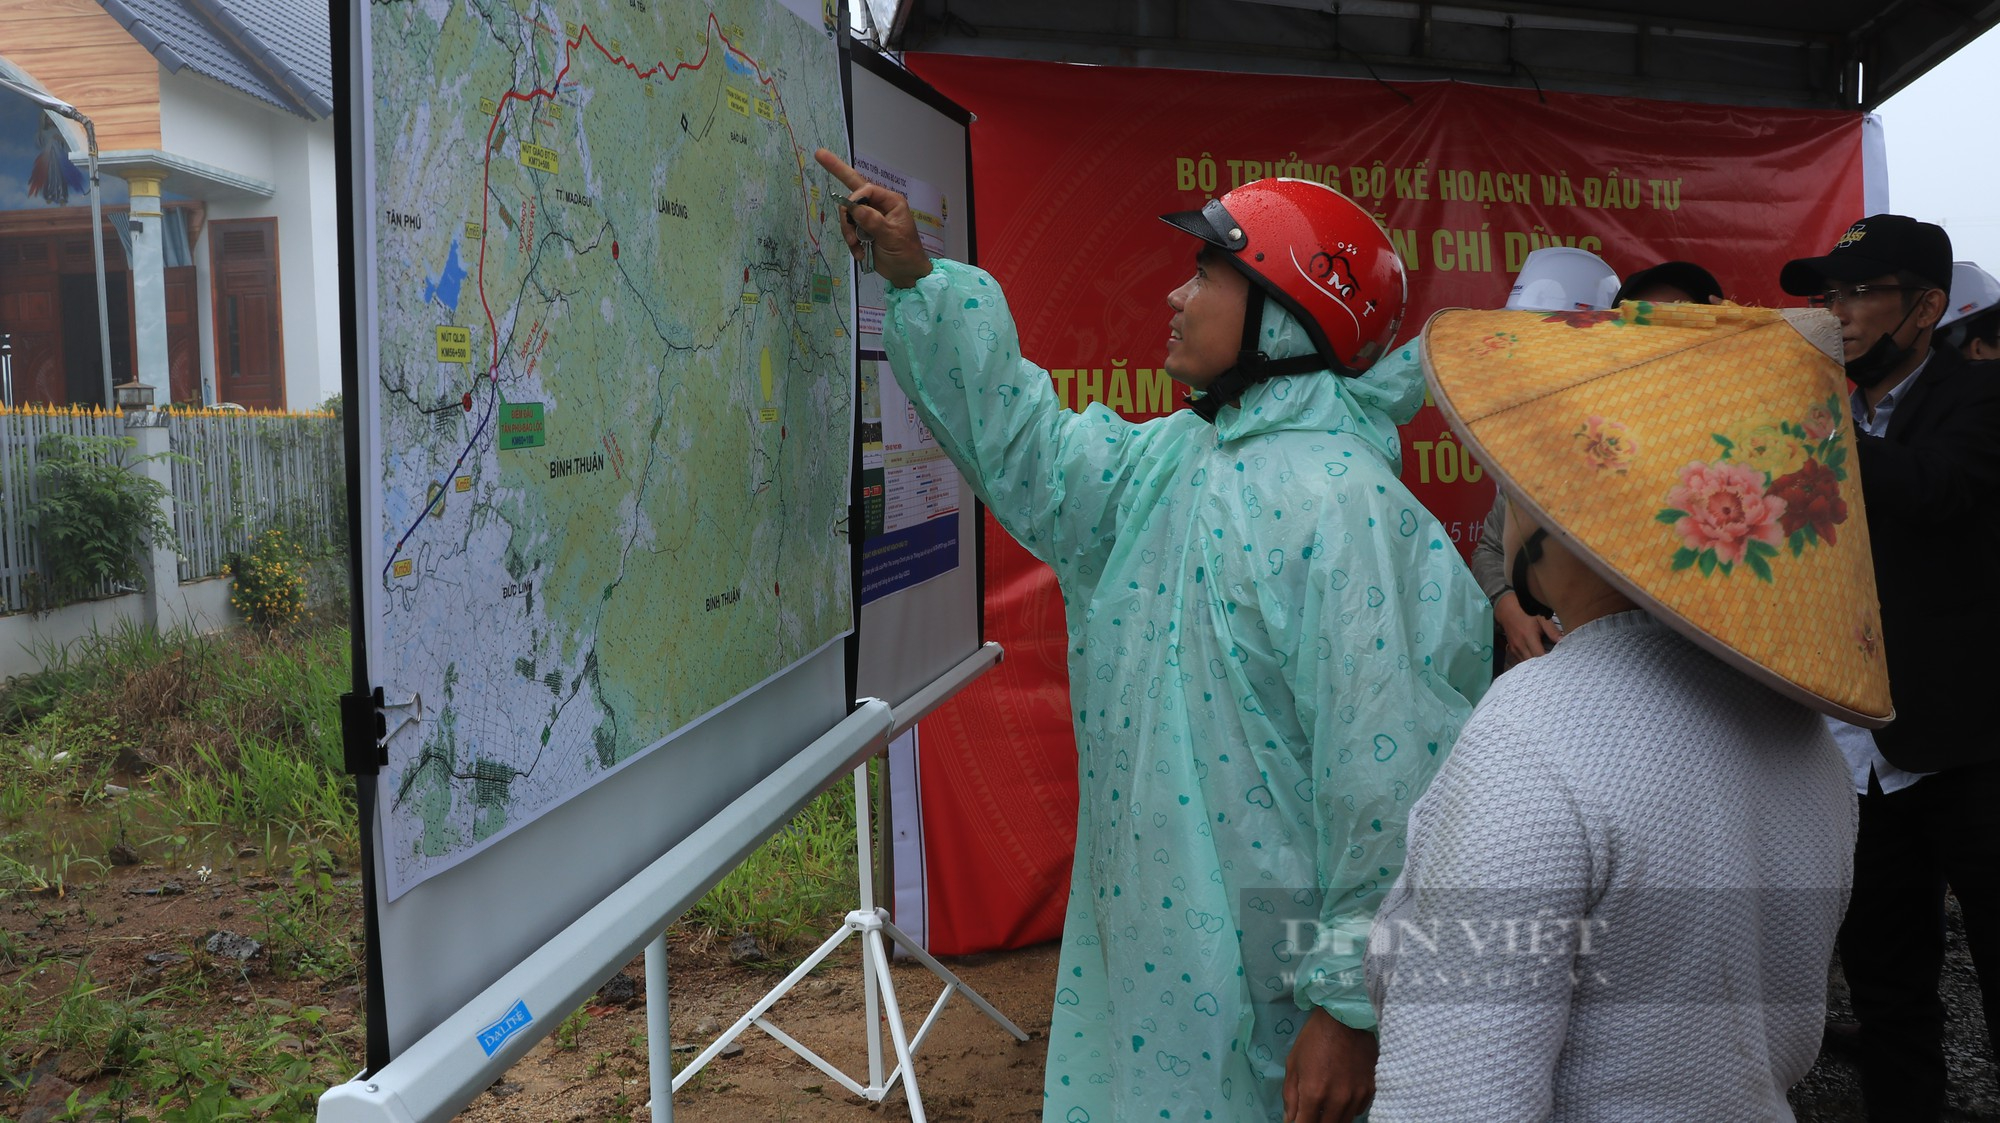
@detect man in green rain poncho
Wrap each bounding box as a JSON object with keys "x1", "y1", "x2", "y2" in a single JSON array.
[{"x1": 816, "y1": 150, "x2": 1491, "y2": 1123}]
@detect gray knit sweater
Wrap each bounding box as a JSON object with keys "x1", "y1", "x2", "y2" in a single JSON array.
[{"x1": 1365, "y1": 610, "x2": 1855, "y2": 1121}]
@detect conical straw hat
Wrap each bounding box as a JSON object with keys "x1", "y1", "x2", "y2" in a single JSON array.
[{"x1": 1421, "y1": 300, "x2": 1893, "y2": 727}]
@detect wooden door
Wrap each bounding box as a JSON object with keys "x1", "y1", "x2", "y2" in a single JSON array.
[
  {"x1": 209, "y1": 218, "x2": 284, "y2": 409},
  {"x1": 165, "y1": 265, "x2": 200, "y2": 404},
  {"x1": 0, "y1": 237, "x2": 65, "y2": 404},
  {"x1": 59, "y1": 234, "x2": 133, "y2": 399}
]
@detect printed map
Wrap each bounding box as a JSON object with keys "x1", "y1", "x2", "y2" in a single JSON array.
[{"x1": 364, "y1": 0, "x2": 853, "y2": 897}]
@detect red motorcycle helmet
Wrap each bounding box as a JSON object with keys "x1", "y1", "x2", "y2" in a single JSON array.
[{"x1": 1161, "y1": 178, "x2": 1406, "y2": 376}]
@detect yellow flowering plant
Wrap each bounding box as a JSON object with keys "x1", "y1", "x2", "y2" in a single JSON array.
[{"x1": 224, "y1": 527, "x2": 309, "y2": 628}]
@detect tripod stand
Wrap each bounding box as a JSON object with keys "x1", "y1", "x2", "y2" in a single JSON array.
[{"x1": 660, "y1": 755, "x2": 1027, "y2": 1122}]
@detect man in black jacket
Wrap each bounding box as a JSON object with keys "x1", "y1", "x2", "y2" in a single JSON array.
[{"x1": 1780, "y1": 215, "x2": 2000, "y2": 1121}]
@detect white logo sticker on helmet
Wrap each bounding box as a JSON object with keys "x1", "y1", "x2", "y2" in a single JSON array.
[
  {"x1": 1307, "y1": 251, "x2": 1358, "y2": 300},
  {"x1": 1288, "y1": 246, "x2": 1364, "y2": 338}
]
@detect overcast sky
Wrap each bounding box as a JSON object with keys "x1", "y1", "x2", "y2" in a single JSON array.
[{"x1": 1877, "y1": 25, "x2": 2000, "y2": 271}]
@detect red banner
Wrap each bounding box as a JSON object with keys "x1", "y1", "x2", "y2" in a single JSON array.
[{"x1": 902, "y1": 52, "x2": 1866, "y2": 954}]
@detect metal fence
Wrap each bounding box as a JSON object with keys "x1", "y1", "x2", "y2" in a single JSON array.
[
  {"x1": 0, "y1": 406, "x2": 343, "y2": 615},
  {"x1": 168, "y1": 409, "x2": 344, "y2": 583},
  {"x1": 0, "y1": 405, "x2": 128, "y2": 613}
]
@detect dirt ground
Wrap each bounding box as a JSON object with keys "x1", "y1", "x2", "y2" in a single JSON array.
[
  {"x1": 461, "y1": 931, "x2": 2000, "y2": 1123},
  {"x1": 0, "y1": 858, "x2": 372, "y2": 1118},
  {"x1": 5, "y1": 859, "x2": 1997, "y2": 1121},
  {"x1": 456, "y1": 937, "x2": 1058, "y2": 1123},
  {"x1": 1, "y1": 856, "x2": 1058, "y2": 1122}
]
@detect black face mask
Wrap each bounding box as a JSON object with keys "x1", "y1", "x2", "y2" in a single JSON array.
[
  {"x1": 1510, "y1": 527, "x2": 1556, "y2": 620},
  {"x1": 1845, "y1": 300, "x2": 1924, "y2": 390}
]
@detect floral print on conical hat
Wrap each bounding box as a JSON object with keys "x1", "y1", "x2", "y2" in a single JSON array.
[{"x1": 1421, "y1": 299, "x2": 1893, "y2": 727}]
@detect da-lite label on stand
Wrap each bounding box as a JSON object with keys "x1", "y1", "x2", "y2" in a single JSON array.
[{"x1": 476, "y1": 999, "x2": 533, "y2": 1056}]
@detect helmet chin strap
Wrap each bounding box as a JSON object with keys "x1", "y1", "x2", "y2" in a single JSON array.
[{"x1": 1186, "y1": 285, "x2": 1326, "y2": 423}]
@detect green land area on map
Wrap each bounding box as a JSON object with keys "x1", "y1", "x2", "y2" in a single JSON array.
[{"x1": 366, "y1": 0, "x2": 853, "y2": 896}]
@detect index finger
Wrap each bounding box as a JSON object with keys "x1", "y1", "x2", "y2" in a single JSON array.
[{"x1": 813, "y1": 147, "x2": 866, "y2": 191}]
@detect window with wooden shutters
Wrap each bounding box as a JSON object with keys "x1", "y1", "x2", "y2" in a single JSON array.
[{"x1": 209, "y1": 218, "x2": 285, "y2": 410}]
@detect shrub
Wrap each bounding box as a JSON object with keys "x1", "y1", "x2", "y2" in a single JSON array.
[
  {"x1": 225, "y1": 528, "x2": 310, "y2": 629},
  {"x1": 24, "y1": 433, "x2": 180, "y2": 610}
]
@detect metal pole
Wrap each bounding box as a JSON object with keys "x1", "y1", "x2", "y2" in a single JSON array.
[
  {"x1": 645, "y1": 932, "x2": 673, "y2": 1121},
  {"x1": 2, "y1": 333, "x2": 12, "y2": 408},
  {"x1": 854, "y1": 760, "x2": 884, "y2": 1090},
  {"x1": 83, "y1": 120, "x2": 112, "y2": 411}
]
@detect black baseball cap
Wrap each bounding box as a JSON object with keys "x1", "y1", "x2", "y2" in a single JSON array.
[
  {"x1": 1614, "y1": 261, "x2": 1725, "y2": 305},
  {"x1": 1779, "y1": 214, "x2": 1954, "y2": 296}
]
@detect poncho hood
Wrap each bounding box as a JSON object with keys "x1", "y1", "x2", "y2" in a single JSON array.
[{"x1": 1212, "y1": 302, "x2": 1423, "y2": 468}]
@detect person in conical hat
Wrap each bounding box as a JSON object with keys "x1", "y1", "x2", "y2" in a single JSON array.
[{"x1": 1361, "y1": 296, "x2": 1889, "y2": 1120}]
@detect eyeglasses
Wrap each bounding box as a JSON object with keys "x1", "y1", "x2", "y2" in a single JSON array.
[{"x1": 1807, "y1": 283, "x2": 1926, "y2": 308}]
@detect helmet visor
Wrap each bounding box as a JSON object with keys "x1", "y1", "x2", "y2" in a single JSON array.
[{"x1": 1159, "y1": 198, "x2": 1248, "y2": 252}]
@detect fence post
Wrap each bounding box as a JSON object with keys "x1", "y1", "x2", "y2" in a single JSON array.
[{"x1": 124, "y1": 412, "x2": 181, "y2": 630}]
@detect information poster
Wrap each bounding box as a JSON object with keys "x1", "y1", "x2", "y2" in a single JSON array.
[{"x1": 855, "y1": 154, "x2": 960, "y2": 604}]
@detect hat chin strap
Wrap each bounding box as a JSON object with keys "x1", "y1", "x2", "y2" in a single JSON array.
[{"x1": 1185, "y1": 286, "x2": 1327, "y2": 423}]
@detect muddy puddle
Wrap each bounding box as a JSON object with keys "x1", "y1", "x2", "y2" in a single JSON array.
[{"x1": 0, "y1": 777, "x2": 314, "y2": 896}]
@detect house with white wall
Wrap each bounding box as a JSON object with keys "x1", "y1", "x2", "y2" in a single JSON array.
[{"x1": 0, "y1": 0, "x2": 336, "y2": 410}]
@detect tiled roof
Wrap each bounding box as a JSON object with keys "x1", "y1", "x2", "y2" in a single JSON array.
[
  {"x1": 213, "y1": 0, "x2": 331, "y2": 112},
  {"x1": 97, "y1": 0, "x2": 333, "y2": 120}
]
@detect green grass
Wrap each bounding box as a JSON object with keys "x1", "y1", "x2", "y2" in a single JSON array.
[
  {"x1": 552, "y1": 1003, "x2": 592, "y2": 1051},
  {"x1": 0, "y1": 926, "x2": 31, "y2": 969},
  {"x1": 0, "y1": 962, "x2": 360, "y2": 1120},
  {"x1": 0, "y1": 620, "x2": 367, "y2": 1113},
  {"x1": 251, "y1": 851, "x2": 359, "y2": 982},
  {"x1": 155, "y1": 737, "x2": 352, "y2": 845},
  {"x1": 2, "y1": 618, "x2": 202, "y2": 730},
  {"x1": 0, "y1": 619, "x2": 357, "y2": 860},
  {"x1": 105, "y1": 999, "x2": 358, "y2": 1118},
  {"x1": 681, "y1": 770, "x2": 863, "y2": 952},
  {"x1": 0, "y1": 843, "x2": 105, "y2": 898},
  {"x1": 0, "y1": 616, "x2": 869, "y2": 1111}
]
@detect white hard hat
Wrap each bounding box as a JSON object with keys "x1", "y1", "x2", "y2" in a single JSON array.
[
  {"x1": 1939, "y1": 261, "x2": 2000, "y2": 329},
  {"x1": 1505, "y1": 247, "x2": 1621, "y2": 312}
]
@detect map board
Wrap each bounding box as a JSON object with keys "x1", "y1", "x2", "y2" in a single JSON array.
[
  {"x1": 346, "y1": 0, "x2": 863, "y2": 1060},
  {"x1": 361, "y1": 0, "x2": 855, "y2": 901}
]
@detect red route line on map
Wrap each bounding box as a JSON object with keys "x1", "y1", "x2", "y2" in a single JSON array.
[
  {"x1": 384, "y1": 11, "x2": 828, "y2": 578},
  {"x1": 474, "y1": 11, "x2": 822, "y2": 377}
]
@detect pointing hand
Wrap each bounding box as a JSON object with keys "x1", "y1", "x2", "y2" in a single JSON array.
[{"x1": 813, "y1": 147, "x2": 932, "y2": 289}]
